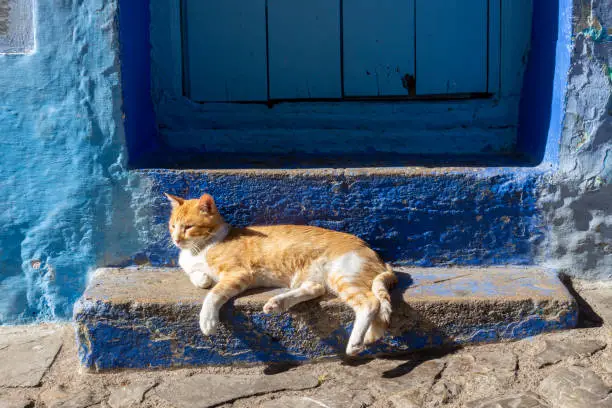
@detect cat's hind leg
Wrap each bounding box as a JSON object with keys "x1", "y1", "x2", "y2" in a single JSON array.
[
  {"x1": 338, "y1": 286, "x2": 380, "y2": 356},
  {"x1": 263, "y1": 281, "x2": 325, "y2": 314}
]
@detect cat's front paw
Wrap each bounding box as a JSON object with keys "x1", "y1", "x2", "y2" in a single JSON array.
[
  {"x1": 345, "y1": 342, "x2": 366, "y2": 357},
  {"x1": 190, "y1": 272, "x2": 213, "y2": 289},
  {"x1": 263, "y1": 297, "x2": 286, "y2": 314},
  {"x1": 199, "y1": 309, "x2": 219, "y2": 336}
]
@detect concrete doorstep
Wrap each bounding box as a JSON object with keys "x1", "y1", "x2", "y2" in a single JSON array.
[{"x1": 73, "y1": 267, "x2": 577, "y2": 370}]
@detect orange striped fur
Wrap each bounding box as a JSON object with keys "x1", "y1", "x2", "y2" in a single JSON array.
[{"x1": 166, "y1": 193, "x2": 397, "y2": 356}]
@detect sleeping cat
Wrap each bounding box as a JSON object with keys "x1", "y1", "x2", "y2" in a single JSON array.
[{"x1": 165, "y1": 192, "x2": 397, "y2": 356}]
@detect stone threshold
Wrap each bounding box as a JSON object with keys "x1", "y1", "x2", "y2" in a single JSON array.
[{"x1": 74, "y1": 266, "x2": 577, "y2": 371}]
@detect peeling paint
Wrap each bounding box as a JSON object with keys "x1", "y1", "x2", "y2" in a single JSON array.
[
  {"x1": 74, "y1": 267, "x2": 577, "y2": 369},
  {"x1": 537, "y1": 0, "x2": 612, "y2": 281},
  {"x1": 401, "y1": 73, "x2": 416, "y2": 96},
  {"x1": 0, "y1": 0, "x2": 10, "y2": 35},
  {"x1": 132, "y1": 168, "x2": 545, "y2": 269},
  {"x1": 0, "y1": 0, "x2": 34, "y2": 54},
  {"x1": 0, "y1": 0, "x2": 147, "y2": 323}
]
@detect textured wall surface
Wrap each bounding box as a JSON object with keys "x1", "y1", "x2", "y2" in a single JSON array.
[
  {"x1": 134, "y1": 168, "x2": 544, "y2": 268},
  {"x1": 0, "y1": 0, "x2": 34, "y2": 54},
  {"x1": 0, "y1": 0, "x2": 610, "y2": 325},
  {"x1": 0, "y1": 0, "x2": 150, "y2": 323},
  {"x1": 538, "y1": 0, "x2": 612, "y2": 280},
  {"x1": 75, "y1": 267, "x2": 577, "y2": 370}
]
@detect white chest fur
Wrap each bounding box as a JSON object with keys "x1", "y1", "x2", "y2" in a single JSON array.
[{"x1": 179, "y1": 247, "x2": 219, "y2": 281}]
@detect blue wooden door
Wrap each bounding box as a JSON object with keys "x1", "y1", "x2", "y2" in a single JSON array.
[
  {"x1": 343, "y1": 0, "x2": 416, "y2": 97},
  {"x1": 415, "y1": 0, "x2": 489, "y2": 95},
  {"x1": 183, "y1": 0, "x2": 268, "y2": 102},
  {"x1": 268, "y1": 0, "x2": 342, "y2": 99},
  {"x1": 183, "y1": 0, "x2": 495, "y2": 102}
]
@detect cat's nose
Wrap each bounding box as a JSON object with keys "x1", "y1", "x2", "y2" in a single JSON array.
[{"x1": 175, "y1": 238, "x2": 183, "y2": 245}]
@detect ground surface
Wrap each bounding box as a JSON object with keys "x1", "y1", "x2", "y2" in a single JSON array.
[{"x1": 1, "y1": 280, "x2": 611, "y2": 408}]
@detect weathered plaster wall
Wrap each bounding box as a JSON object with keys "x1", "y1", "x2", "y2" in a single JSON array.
[
  {"x1": 0, "y1": 0, "x2": 34, "y2": 54},
  {"x1": 0, "y1": 0, "x2": 150, "y2": 324},
  {"x1": 0, "y1": 0, "x2": 609, "y2": 325},
  {"x1": 538, "y1": 0, "x2": 612, "y2": 280}
]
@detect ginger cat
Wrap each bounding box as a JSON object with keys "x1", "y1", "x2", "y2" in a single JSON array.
[{"x1": 165, "y1": 193, "x2": 397, "y2": 356}]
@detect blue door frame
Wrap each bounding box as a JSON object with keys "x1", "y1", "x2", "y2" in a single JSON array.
[{"x1": 118, "y1": 0, "x2": 569, "y2": 169}]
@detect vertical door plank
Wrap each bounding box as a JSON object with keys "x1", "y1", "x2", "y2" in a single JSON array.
[
  {"x1": 268, "y1": 0, "x2": 341, "y2": 100},
  {"x1": 488, "y1": 0, "x2": 501, "y2": 94},
  {"x1": 150, "y1": 0, "x2": 184, "y2": 97},
  {"x1": 500, "y1": 0, "x2": 532, "y2": 96},
  {"x1": 416, "y1": 0, "x2": 488, "y2": 95},
  {"x1": 184, "y1": 0, "x2": 268, "y2": 102},
  {"x1": 343, "y1": 0, "x2": 416, "y2": 97}
]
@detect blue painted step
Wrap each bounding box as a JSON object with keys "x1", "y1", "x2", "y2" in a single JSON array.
[
  {"x1": 131, "y1": 167, "x2": 545, "y2": 268},
  {"x1": 74, "y1": 266, "x2": 577, "y2": 371}
]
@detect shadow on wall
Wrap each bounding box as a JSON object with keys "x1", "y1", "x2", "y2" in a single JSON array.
[{"x1": 517, "y1": 0, "x2": 560, "y2": 163}]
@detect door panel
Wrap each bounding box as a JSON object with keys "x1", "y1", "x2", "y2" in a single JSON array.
[
  {"x1": 268, "y1": 0, "x2": 342, "y2": 99},
  {"x1": 184, "y1": 0, "x2": 268, "y2": 102},
  {"x1": 343, "y1": 0, "x2": 416, "y2": 97},
  {"x1": 415, "y1": 0, "x2": 488, "y2": 95}
]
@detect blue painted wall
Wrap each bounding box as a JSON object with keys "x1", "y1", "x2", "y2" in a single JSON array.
[
  {"x1": 0, "y1": 0, "x2": 609, "y2": 324},
  {"x1": 132, "y1": 168, "x2": 544, "y2": 268},
  {"x1": 0, "y1": 0, "x2": 150, "y2": 323},
  {"x1": 537, "y1": 0, "x2": 612, "y2": 280}
]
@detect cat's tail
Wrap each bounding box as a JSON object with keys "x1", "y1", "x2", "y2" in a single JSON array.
[{"x1": 365, "y1": 265, "x2": 398, "y2": 344}]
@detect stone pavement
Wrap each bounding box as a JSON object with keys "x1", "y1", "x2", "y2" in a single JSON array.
[{"x1": 1, "y1": 283, "x2": 611, "y2": 408}]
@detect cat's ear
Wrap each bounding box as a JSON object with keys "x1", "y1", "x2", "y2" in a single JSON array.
[
  {"x1": 164, "y1": 193, "x2": 184, "y2": 209},
  {"x1": 198, "y1": 194, "x2": 218, "y2": 215}
]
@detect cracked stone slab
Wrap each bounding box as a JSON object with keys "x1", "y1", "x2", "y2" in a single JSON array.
[
  {"x1": 155, "y1": 372, "x2": 319, "y2": 408},
  {"x1": 260, "y1": 397, "x2": 327, "y2": 408},
  {"x1": 429, "y1": 350, "x2": 518, "y2": 405},
  {"x1": 603, "y1": 354, "x2": 612, "y2": 373},
  {"x1": 368, "y1": 359, "x2": 446, "y2": 396},
  {"x1": 443, "y1": 355, "x2": 476, "y2": 381},
  {"x1": 376, "y1": 359, "x2": 446, "y2": 407},
  {"x1": 388, "y1": 392, "x2": 423, "y2": 408},
  {"x1": 261, "y1": 390, "x2": 374, "y2": 408},
  {"x1": 471, "y1": 350, "x2": 518, "y2": 380},
  {"x1": 0, "y1": 325, "x2": 64, "y2": 387},
  {"x1": 574, "y1": 281, "x2": 612, "y2": 328},
  {"x1": 441, "y1": 350, "x2": 517, "y2": 386},
  {"x1": 40, "y1": 386, "x2": 105, "y2": 408},
  {"x1": 0, "y1": 395, "x2": 34, "y2": 408},
  {"x1": 538, "y1": 366, "x2": 612, "y2": 408},
  {"x1": 75, "y1": 267, "x2": 577, "y2": 369},
  {"x1": 535, "y1": 339, "x2": 606, "y2": 367},
  {"x1": 430, "y1": 379, "x2": 463, "y2": 406},
  {"x1": 107, "y1": 380, "x2": 157, "y2": 408},
  {"x1": 466, "y1": 392, "x2": 549, "y2": 408}
]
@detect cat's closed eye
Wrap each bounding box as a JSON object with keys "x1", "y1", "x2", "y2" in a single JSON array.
[{"x1": 185, "y1": 225, "x2": 194, "y2": 230}]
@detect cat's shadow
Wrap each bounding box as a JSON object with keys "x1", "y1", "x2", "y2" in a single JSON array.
[
  {"x1": 378, "y1": 346, "x2": 460, "y2": 378},
  {"x1": 262, "y1": 347, "x2": 460, "y2": 378},
  {"x1": 231, "y1": 272, "x2": 461, "y2": 378},
  {"x1": 262, "y1": 361, "x2": 302, "y2": 375}
]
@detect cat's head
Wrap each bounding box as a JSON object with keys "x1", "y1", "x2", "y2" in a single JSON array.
[{"x1": 164, "y1": 193, "x2": 226, "y2": 250}]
